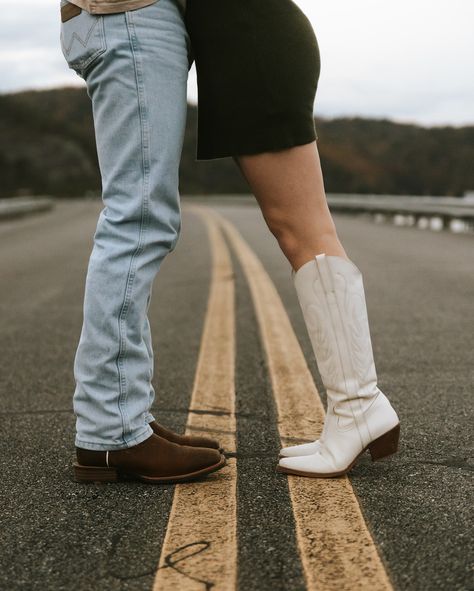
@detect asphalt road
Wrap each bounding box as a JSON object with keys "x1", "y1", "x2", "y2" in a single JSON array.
[{"x1": 0, "y1": 198, "x2": 472, "y2": 591}]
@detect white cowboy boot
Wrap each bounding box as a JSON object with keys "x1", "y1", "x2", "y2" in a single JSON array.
[{"x1": 278, "y1": 253, "x2": 400, "y2": 477}]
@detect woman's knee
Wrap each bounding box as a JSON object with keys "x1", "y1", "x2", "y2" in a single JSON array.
[
  {"x1": 264, "y1": 206, "x2": 331, "y2": 239},
  {"x1": 267, "y1": 213, "x2": 338, "y2": 256}
]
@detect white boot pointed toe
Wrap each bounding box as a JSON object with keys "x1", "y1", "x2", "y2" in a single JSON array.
[
  {"x1": 278, "y1": 253, "x2": 400, "y2": 477},
  {"x1": 279, "y1": 439, "x2": 322, "y2": 458}
]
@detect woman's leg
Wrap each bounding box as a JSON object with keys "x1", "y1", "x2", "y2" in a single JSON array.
[
  {"x1": 235, "y1": 142, "x2": 400, "y2": 476},
  {"x1": 235, "y1": 141, "x2": 348, "y2": 271}
]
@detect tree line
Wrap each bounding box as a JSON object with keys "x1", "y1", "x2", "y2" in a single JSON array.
[{"x1": 0, "y1": 87, "x2": 473, "y2": 198}]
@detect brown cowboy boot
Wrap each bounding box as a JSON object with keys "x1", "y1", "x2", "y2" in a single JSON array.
[
  {"x1": 149, "y1": 420, "x2": 222, "y2": 451},
  {"x1": 73, "y1": 433, "x2": 226, "y2": 484}
]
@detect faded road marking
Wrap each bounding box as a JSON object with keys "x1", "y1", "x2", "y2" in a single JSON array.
[
  {"x1": 215, "y1": 209, "x2": 393, "y2": 591},
  {"x1": 153, "y1": 207, "x2": 237, "y2": 591}
]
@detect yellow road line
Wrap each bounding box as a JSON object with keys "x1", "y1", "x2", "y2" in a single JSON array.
[
  {"x1": 153, "y1": 207, "x2": 236, "y2": 591},
  {"x1": 213, "y1": 208, "x2": 393, "y2": 591}
]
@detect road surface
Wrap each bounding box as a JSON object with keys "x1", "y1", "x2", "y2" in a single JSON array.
[{"x1": 0, "y1": 198, "x2": 472, "y2": 591}]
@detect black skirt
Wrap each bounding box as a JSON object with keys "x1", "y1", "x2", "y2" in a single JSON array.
[{"x1": 185, "y1": 0, "x2": 321, "y2": 160}]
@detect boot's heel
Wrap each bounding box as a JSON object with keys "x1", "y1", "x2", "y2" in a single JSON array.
[
  {"x1": 368, "y1": 424, "x2": 400, "y2": 461},
  {"x1": 73, "y1": 463, "x2": 118, "y2": 483}
]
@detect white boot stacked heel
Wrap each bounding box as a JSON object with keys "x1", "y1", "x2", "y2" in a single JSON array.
[{"x1": 278, "y1": 253, "x2": 400, "y2": 477}]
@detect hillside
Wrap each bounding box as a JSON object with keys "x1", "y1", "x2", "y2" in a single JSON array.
[{"x1": 1, "y1": 87, "x2": 473, "y2": 198}]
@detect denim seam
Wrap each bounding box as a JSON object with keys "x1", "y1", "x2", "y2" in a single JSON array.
[
  {"x1": 145, "y1": 411, "x2": 155, "y2": 423},
  {"x1": 75, "y1": 424, "x2": 153, "y2": 452},
  {"x1": 115, "y1": 11, "x2": 151, "y2": 447},
  {"x1": 170, "y1": 201, "x2": 182, "y2": 251}
]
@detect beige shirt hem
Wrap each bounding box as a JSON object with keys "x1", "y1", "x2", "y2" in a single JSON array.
[{"x1": 67, "y1": 0, "x2": 160, "y2": 15}]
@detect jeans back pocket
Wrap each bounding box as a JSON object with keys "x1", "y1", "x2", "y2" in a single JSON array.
[{"x1": 60, "y1": 3, "x2": 106, "y2": 78}]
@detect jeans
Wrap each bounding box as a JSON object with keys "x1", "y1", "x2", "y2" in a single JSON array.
[{"x1": 60, "y1": 0, "x2": 190, "y2": 450}]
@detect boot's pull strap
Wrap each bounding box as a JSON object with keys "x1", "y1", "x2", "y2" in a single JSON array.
[{"x1": 106, "y1": 451, "x2": 110, "y2": 468}]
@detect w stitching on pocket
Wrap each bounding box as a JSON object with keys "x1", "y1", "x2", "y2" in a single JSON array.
[
  {"x1": 60, "y1": 13, "x2": 106, "y2": 75},
  {"x1": 62, "y1": 19, "x2": 101, "y2": 58}
]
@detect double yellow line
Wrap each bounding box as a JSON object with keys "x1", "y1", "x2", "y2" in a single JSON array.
[{"x1": 153, "y1": 205, "x2": 393, "y2": 591}]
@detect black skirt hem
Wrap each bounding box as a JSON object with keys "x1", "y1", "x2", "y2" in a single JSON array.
[{"x1": 196, "y1": 124, "x2": 318, "y2": 161}]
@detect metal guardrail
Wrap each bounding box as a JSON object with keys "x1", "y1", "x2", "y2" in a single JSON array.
[
  {"x1": 326, "y1": 194, "x2": 474, "y2": 220},
  {"x1": 0, "y1": 197, "x2": 55, "y2": 220},
  {"x1": 324, "y1": 194, "x2": 474, "y2": 233}
]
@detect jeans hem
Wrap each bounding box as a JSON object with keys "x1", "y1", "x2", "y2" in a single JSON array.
[
  {"x1": 75, "y1": 424, "x2": 153, "y2": 451},
  {"x1": 145, "y1": 412, "x2": 155, "y2": 423}
]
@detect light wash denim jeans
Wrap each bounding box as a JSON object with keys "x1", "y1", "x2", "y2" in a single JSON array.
[{"x1": 60, "y1": 0, "x2": 190, "y2": 450}]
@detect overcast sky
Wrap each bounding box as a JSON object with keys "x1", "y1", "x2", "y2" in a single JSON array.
[{"x1": 1, "y1": 0, "x2": 473, "y2": 126}]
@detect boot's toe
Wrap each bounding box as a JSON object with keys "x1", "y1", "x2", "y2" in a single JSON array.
[
  {"x1": 279, "y1": 440, "x2": 321, "y2": 458},
  {"x1": 278, "y1": 456, "x2": 309, "y2": 472},
  {"x1": 149, "y1": 421, "x2": 221, "y2": 451},
  {"x1": 277, "y1": 452, "x2": 336, "y2": 476},
  {"x1": 187, "y1": 446, "x2": 223, "y2": 472},
  {"x1": 190, "y1": 436, "x2": 221, "y2": 450}
]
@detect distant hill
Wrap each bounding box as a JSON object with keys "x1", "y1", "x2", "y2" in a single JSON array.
[{"x1": 1, "y1": 87, "x2": 473, "y2": 198}]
